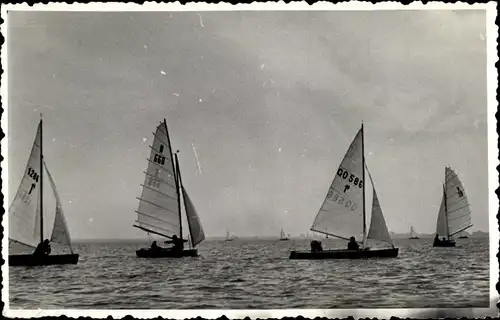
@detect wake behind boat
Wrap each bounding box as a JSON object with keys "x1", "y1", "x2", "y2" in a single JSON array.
[
  {"x1": 289, "y1": 124, "x2": 398, "y2": 260},
  {"x1": 9, "y1": 117, "x2": 79, "y2": 266},
  {"x1": 433, "y1": 167, "x2": 473, "y2": 248},
  {"x1": 134, "y1": 119, "x2": 205, "y2": 258}
]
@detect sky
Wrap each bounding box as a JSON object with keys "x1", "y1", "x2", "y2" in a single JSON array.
[{"x1": 6, "y1": 9, "x2": 491, "y2": 240}]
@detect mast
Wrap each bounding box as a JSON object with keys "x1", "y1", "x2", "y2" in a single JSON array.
[
  {"x1": 444, "y1": 170, "x2": 450, "y2": 239},
  {"x1": 162, "y1": 118, "x2": 183, "y2": 240},
  {"x1": 361, "y1": 122, "x2": 366, "y2": 241},
  {"x1": 174, "y1": 152, "x2": 183, "y2": 241},
  {"x1": 39, "y1": 115, "x2": 44, "y2": 243}
]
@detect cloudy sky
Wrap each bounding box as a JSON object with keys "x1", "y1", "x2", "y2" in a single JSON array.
[{"x1": 7, "y1": 9, "x2": 490, "y2": 240}]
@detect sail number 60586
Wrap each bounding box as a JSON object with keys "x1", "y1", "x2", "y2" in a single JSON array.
[{"x1": 337, "y1": 168, "x2": 363, "y2": 188}]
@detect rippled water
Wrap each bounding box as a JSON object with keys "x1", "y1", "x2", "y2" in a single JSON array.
[{"x1": 9, "y1": 237, "x2": 490, "y2": 309}]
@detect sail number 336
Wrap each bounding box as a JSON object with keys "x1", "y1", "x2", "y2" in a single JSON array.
[{"x1": 337, "y1": 168, "x2": 363, "y2": 188}]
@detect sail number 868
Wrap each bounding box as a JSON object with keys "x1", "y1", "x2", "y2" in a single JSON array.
[
  {"x1": 337, "y1": 168, "x2": 363, "y2": 188},
  {"x1": 153, "y1": 153, "x2": 166, "y2": 165}
]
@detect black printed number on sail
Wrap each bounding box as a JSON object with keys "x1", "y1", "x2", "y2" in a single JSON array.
[
  {"x1": 26, "y1": 167, "x2": 39, "y2": 195},
  {"x1": 153, "y1": 153, "x2": 166, "y2": 165},
  {"x1": 337, "y1": 168, "x2": 363, "y2": 188}
]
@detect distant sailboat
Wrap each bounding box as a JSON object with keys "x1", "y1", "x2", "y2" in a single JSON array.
[
  {"x1": 289, "y1": 124, "x2": 398, "y2": 259},
  {"x1": 433, "y1": 167, "x2": 472, "y2": 248},
  {"x1": 9, "y1": 117, "x2": 79, "y2": 266},
  {"x1": 408, "y1": 226, "x2": 420, "y2": 239},
  {"x1": 225, "y1": 230, "x2": 235, "y2": 242},
  {"x1": 279, "y1": 228, "x2": 289, "y2": 241},
  {"x1": 134, "y1": 119, "x2": 205, "y2": 258}
]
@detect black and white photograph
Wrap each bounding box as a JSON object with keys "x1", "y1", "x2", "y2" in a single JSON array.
[{"x1": 2, "y1": 2, "x2": 498, "y2": 318}]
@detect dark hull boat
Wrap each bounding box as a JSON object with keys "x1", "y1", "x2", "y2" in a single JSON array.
[
  {"x1": 409, "y1": 237, "x2": 420, "y2": 240},
  {"x1": 8, "y1": 117, "x2": 79, "y2": 266},
  {"x1": 433, "y1": 240, "x2": 456, "y2": 247},
  {"x1": 133, "y1": 119, "x2": 206, "y2": 259},
  {"x1": 433, "y1": 167, "x2": 473, "y2": 250},
  {"x1": 136, "y1": 248, "x2": 198, "y2": 258},
  {"x1": 9, "y1": 254, "x2": 79, "y2": 266},
  {"x1": 288, "y1": 124, "x2": 399, "y2": 260},
  {"x1": 458, "y1": 236, "x2": 468, "y2": 239},
  {"x1": 289, "y1": 247, "x2": 399, "y2": 260}
]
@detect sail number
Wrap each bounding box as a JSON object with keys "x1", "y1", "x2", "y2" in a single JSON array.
[
  {"x1": 337, "y1": 168, "x2": 363, "y2": 188},
  {"x1": 27, "y1": 167, "x2": 39, "y2": 182},
  {"x1": 153, "y1": 153, "x2": 166, "y2": 166},
  {"x1": 327, "y1": 189, "x2": 357, "y2": 211}
]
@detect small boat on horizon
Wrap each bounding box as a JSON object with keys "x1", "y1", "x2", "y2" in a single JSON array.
[
  {"x1": 134, "y1": 119, "x2": 206, "y2": 258},
  {"x1": 225, "y1": 230, "x2": 236, "y2": 242},
  {"x1": 289, "y1": 123, "x2": 398, "y2": 260},
  {"x1": 409, "y1": 226, "x2": 420, "y2": 239},
  {"x1": 279, "y1": 228, "x2": 290, "y2": 241},
  {"x1": 433, "y1": 167, "x2": 473, "y2": 248},
  {"x1": 9, "y1": 116, "x2": 79, "y2": 266}
]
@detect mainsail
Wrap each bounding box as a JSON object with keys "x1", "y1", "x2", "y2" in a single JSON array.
[
  {"x1": 9, "y1": 122, "x2": 42, "y2": 248},
  {"x1": 310, "y1": 128, "x2": 364, "y2": 241},
  {"x1": 435, "y1": 167, "x2": 472, "y2": 238},
  {"x1": 135, "y1": 122, "x2": 180, "y2": 238}
]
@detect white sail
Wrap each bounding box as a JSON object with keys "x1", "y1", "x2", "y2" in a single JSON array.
[
  {"x1": 280, "y1": 229, "x2": 286, "y2": 238},
  {"x1": 44, "y1": 161, "x2": 73, "y2": 250},
  {"x1": 365, "y1": 166, "x2": 393, "y2": 247},
  {"x1": 444, "y1": 167, "x2": 472, "y2": 236},
  {"x1": 8, "y1": 121, "x2": 42, "y2": 248},
  {"x1": 435, "y1": 185, "x2": 448, "y2": 237},
  {"x1": 310, "y1": 128, "x2": 364, "y2": 241},
  {"x1": 181, "y1": 186, "x2": 205, "y2": 247},
  {"x1": 136, "y1": 122, "x2": 180, "y2": 237}
]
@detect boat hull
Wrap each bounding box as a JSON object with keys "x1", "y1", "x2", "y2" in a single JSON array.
[
  {"x1": 136, "y1": 248, "x2": 198, "y2": 258},
  {"x1": 289, "y1": 248, "x2": 399, "y2": 259},
  {"x1": 9, "y1": 254, "x2": 79, "y2": 266},
  {"x1": 409, "y1": 237, "x2": 420, "y2": 239},
  {"x1": 433, "y1": 240, "x2": 456, "y2": 247},
  {"x1": 279, "y1": 238, "x2": 289, "y2": 241}
]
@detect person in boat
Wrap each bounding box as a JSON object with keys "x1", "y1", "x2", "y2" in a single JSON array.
[
  {"x1": 150, "y1": 241, "x2": 163, "y2": 251},
  {"x1": 310, "y1": 240, "x2": 323, "y2": 252},
  {"x1": 33, "y1": 239, "x2": 51, "y2": 256},
  {"x1": 347, "y1": 236, "x2": 360, "y2": 250},
  {"x1": 433, "y1": 234, "x2": 441, "y2": 245},
  {"x1": 164, "y1": 235, "x2": 187, "y2": 252}
]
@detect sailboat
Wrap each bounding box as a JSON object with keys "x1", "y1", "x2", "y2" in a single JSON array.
[
  {"x1": 433, "y1": 167, "x2": 472, "y2": 247},
  {"x1": 279, "y1": 228, "x2": 289, "y2": 241},
  {"x1": 225, "y1": 230, "x2": 235, "y2": 242},
  {"x1": 408, "y1": 226, "x2": 420, "y2": 239},
  {"x1": 289, "y1": 124, "x2": 398, "y2": 259},
  {"x1": 134, "y1": 119, "x2": 205, "y2": 258},
  {"x1": 9, "y1": 117, "x2": 79, "y2": 266}
]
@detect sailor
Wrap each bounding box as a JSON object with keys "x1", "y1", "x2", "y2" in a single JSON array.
[
  {"x1": 347, "y1": 236, "x2": 360, "y2": 250},
  {"x1": 433, "y1": 234, "x2": 440, "y2": 245},
  {"x1": 150, "y1": 241, "x2": 162, "y2": 251},
  {"x1": 33, "y1": 239, "x2": 51, "y2": 256},
  {"x1": 165, "y1": 235, "x2": 186, "y2": 252},
  {"x1": 310, "y1": 240, "x2": 323, "y2": 252}
]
